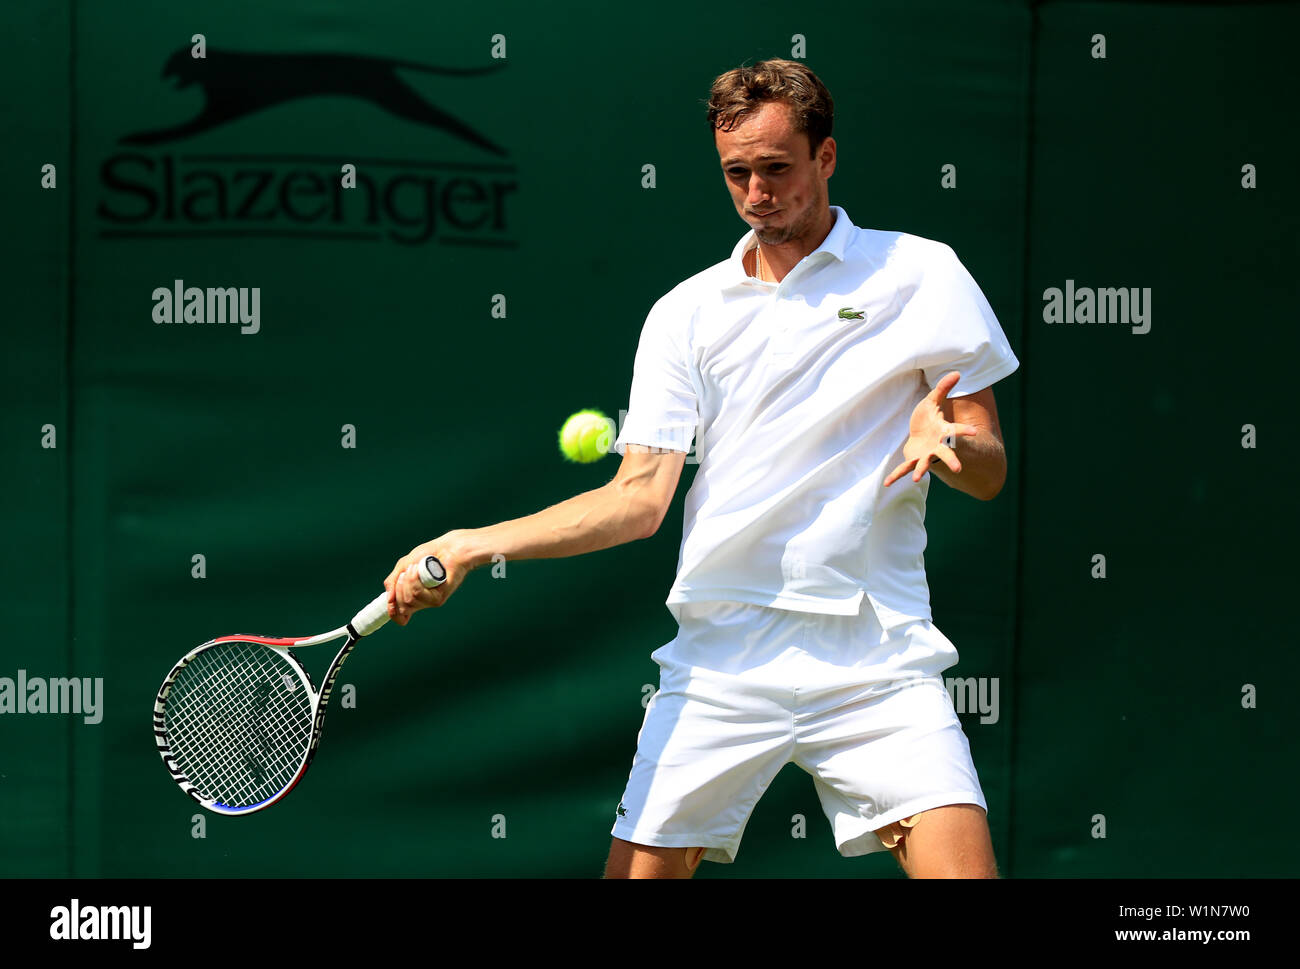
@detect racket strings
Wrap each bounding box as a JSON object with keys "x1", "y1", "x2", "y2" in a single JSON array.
[{"x1": 164, "y1": 642, "x2": 315, "y2": 808}]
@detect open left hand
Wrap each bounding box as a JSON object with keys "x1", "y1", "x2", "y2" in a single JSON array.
[{"x1": 883, "y1": 371, "x2": 981, "y2": 487}]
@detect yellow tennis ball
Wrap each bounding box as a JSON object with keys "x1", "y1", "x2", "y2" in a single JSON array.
[{"x1": 559, "y1": 409, "x2": 615, "y2": 463}]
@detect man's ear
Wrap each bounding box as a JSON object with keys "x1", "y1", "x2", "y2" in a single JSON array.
[{"x1": 817, "y1": 136, "x2": 837, "y2": 177}]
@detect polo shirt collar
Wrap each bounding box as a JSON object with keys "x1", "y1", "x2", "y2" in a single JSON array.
[{"x1": 724, "y1": 204, "x2": 853, "y2": 291}]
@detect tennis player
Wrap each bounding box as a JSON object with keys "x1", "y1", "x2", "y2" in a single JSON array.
[{"x1": 385, "y1": 59, "x2": 1018, "y2": 879}]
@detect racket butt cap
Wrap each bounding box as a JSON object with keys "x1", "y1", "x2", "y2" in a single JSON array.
[{"x1": 418, "y1": 555, "x2": 446, "y2": 587}]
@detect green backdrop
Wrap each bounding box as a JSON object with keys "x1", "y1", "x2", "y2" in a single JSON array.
[{"x1": 1, "y1": 0, "x2": 1295, "y2": 877}]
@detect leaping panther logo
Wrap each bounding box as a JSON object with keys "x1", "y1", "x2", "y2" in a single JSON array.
[{"x1": 122, "y1": 46, "x2": 507, "y2": 155}]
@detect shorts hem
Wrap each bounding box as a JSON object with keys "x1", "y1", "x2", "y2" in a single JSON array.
[
  {"x1": 836, "y1": 792, "x2": 988, "y2": 858},
  {"x1": 611, "y1": 823, "x2": 739, "y2": 864}
]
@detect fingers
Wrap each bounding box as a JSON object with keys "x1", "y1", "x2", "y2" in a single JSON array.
[
  {"x1": 928, "y1": 370, "x2": 961, "y2": 401},
  {"x1": 384, "y1": 556, "x2": 411, "y2": 598},
  {"x1": 901, "y1": 435, "x2": 955, "y2": 482},
  {"x1": 386, "y1": 556, "x2": 420, "y2": 622},
  {"x1": 884, "y1": 457, "x2": 917, "y2": 487},
  {"x1": 400, "y1": 575, "x2": 449, "y2": 622},
  {"x1": 930, "y1": 440, "x2": 961, "y2": 475},
  {"x1": 386, "y1": 546, "x2": 458, "y2": 624},
  {"x1": 887, "y1": 416, "x2": 981, "y2": 487},
  {"x1": 385, "y1": 566, "x2": 403, "y2": 622},
  {"x1": 934, "y1": 424, "x2": 978, "y2": 474},
  {"x1": 389, "y1": 565, "x2": 424, "y2": 624},
  {"x1": 385, "y1": 557, "x2": 412, "y2": 616}
]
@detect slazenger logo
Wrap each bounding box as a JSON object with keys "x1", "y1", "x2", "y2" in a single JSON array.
[
  {"x1": 50, "y1": 899, "x2": 151, "y2": 950},
  {"x1": 97, "y1": 46, "x2": 518, "y2": 247}
]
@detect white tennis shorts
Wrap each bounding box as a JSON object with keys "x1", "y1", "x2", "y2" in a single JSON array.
[{"x1": 611, "y1": 600, "x2": 987, "y2": 864}]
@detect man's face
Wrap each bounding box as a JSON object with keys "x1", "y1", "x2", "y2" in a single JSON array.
[{"x1": 715, "y1": 100, "x2": 835, "y2": 247}]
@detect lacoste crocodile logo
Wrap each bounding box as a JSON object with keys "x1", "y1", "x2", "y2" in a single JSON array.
[
  {"x1": 838, "y1": 307, "x2": 866, "y2": 320},
  {"x1": 616, "y1": 801, "x2": 628, "y2": 818},
  {"x1": 123, "y1": 46, "x2": 507, "y2": 155}
]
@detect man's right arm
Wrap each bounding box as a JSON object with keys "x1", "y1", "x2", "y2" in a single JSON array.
[{"x1": 384, "y1": 445, "x2": 687, "y2": 624}]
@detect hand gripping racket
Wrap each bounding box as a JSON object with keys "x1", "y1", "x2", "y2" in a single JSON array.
[{"x1": 153, "y1": 555, "x2": 446, "y2": 815}]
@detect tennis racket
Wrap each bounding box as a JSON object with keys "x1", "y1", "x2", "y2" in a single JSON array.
[{"x1": 153, "y1": 554, "x2": 446, "y2": 816}]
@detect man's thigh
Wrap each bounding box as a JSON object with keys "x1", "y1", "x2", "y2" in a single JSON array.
[
  {"x1": 879, "y1": 804, "x2": 998, "y2": 878},
  {"x1": 604, "y1": 838, "x2": 707, "y2": 879},
  {"x1": 801, "y1": 674, "x2": 989, "y2": 859}
]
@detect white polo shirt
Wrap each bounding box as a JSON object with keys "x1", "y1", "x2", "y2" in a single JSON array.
[{"x1": 613, "y1": 205, "x2": 1019, "y2": 626}]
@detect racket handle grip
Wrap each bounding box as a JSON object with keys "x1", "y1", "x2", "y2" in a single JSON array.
[
  {"x1": 351, "y1": 592, "x2": 393, "y2": 637},
  {"x1": 350, "y1": 556, "x2": 448, "y2": 637}
]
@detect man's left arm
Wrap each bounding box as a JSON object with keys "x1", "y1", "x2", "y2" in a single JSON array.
[{"x1": 928, "y1": 386, "x2": 1006, "y2": 501}]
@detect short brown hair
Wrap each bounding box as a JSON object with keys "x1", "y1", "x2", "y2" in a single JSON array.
[{"x1": 705, "y1": 59, "x2": 834, "y2": 157}]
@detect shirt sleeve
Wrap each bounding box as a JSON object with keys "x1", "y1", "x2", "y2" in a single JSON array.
[
  {"x1": 913, "y1": 243, "x2": 1020, "y2": 397},
  {"x1": 613, "y1": 291, "x2": 699, "y2": 455}
]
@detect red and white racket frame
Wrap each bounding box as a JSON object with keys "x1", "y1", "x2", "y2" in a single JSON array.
[{"x1": 154, "y1": 555, "x2": 446, "y2": 815}]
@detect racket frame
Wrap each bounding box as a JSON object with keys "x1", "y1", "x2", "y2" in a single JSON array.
[
  {"x1": 154, "y1": 555, "x2": 444, "y2": 816},
  {"x1": 153, "y1": 624, "x2": 352, "y2": 816}
]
